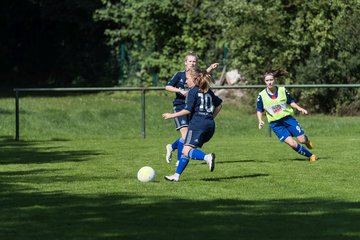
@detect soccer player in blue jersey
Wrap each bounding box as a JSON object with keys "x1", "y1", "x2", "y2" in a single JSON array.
[
  {"x1": 162, "y1": 66, "x2": 223, "y2": 182},
  {"x1": 165, "y1": 52, "x2": 219, "y2": 166},
  {"x1": 256, "y1": 69, "x2": 317, "y2": 162}
]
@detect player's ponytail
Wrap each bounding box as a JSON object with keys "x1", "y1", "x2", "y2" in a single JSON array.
[
  {"x1": 264, "y1": 68, "x2": 288, "y2": 79},
  {"x1": 196, "y1": 70, "x2": 213, "y2": 93},
  {"x1": 187, "y1": 67, "x2": 214, "y2": 93}
]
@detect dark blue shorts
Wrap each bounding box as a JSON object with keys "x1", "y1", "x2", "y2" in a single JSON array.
[
  {"x1": 173, "y1": 105, "x2": 189, "y2": 130},
  {"x1": 270, "y1": 116, "x2": 305, "y2": 142},
  {"x1": 184, "y1": 126, "x2": 215, "y2": 148}
]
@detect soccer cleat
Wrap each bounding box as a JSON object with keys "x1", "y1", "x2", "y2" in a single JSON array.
[
  {"x1": 309, "y1": 154, "x2": 318, "y2": 162},
  {"x1": 305, "y1": 141, "x2": 313, "y2": 149},
  {"x1": 164, "y1": 174, "x2": 179, "y2": 182},
  {"x1": 165, "y1": 144, "x2": 173, "y2": 163},
  {"x1": 204, "y1": 153, "x2": 216, "y2": 172}
]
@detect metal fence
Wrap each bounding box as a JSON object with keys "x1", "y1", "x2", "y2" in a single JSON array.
[{"x1": 13, "y1": 84, "x2": 360, "y2": 141}]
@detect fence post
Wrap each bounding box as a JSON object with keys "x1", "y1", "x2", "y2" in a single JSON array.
[
  {"x1": 118, "y1": 43, "x2": 126, "y2": 85},
  {"x1": 268, "y1": 125, "x2": 272, "y2": 137},
  {"x1": 141, "y1": 89, "x2": 146, "y2": 138},
  {"x1": 15, "y1": 90, "x2": 20, "y2": 141}
]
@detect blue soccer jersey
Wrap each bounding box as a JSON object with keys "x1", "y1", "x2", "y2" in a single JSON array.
[
  {"x1": 183, "y1": 87, "x2": 222, "y2": 147},
  {"x1": 167, "y1": 70, "x2": 190, "y2": 129},
  {"x1": 185, "y1": 87, "x2": 222, "y2": 126},
  {"x1": 166, "y1": 71, "x2": 188, "y2": 106}
]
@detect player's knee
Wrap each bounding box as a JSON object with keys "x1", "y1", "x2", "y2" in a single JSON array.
[
  {"x1": 286, "y1": 138, "x2": 297, "y2": 148},
  {"x1": 182, "y1": 146, "x2": 191, "y2": 157},
  {"x1": 297, "y1": 134, "x2": 307, "y2": 143}
]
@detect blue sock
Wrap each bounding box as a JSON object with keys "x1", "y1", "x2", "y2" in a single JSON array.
[
  {"x1": 171, "y1": 138, "x2": 179, "y2": 150},
  {"x1": 177, "y1": 138, "x2": 184, "y2": 161},
  {"x1": 188, "y1": 149, "x2": 206, "y2": 160},
  {"x1": 176, "y1": 155, "x2": 189, "y2": 174},
  {"x1": 294, "y1": 144, "x2": 312, "y2": 157}
]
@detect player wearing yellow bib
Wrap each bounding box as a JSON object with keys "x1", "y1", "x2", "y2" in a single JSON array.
[{"x1": 256, "y1": 69, "x2": 317, "y2": 162}]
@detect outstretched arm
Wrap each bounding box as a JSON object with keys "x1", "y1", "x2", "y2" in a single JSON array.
[
  {"x1": 165, "y1": 85, "x2": 187, "y2": 96},
  {"x1": 290, "y1": 102, "x2": 308, "y2": 114},
  {"x1": 206, "y1": 63, "x2": 219, "y2": 73},
  {"x1": 162, "y1": 109, "x2": 191, "y2": 120}
]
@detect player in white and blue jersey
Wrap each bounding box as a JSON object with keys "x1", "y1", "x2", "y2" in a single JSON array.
[
  {"x1": 165, "y1": 52, "x2": 219, "y2": 167},
  {"x1": 162, "y1": 66, "x2": 222, "y2": 182},
  {"x1": 256, "y1": 69, "x2": 317, "y2": 162}
]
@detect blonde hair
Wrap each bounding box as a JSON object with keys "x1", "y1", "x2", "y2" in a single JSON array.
[
  {"x1": 184, "y1": 51, "x2": 198, "y2": 62},
  {"x1": 187, "y1": 66, "x2": 214, "y2": 93}
]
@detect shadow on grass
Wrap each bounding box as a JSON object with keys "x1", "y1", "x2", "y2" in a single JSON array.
[
  {"x1": 0, "y1": 187, "x2": 358, "y2": 240},
  {"x1": 286, "y1": 157, "x2": 327, "y2": 162},
  {"x1": 0, "y1": 137, "x2": 358, "y2": 240},
  {"x1": 0, "y1": 137, "x2": 102, "y2": 165},
  {"x1": 218, "y1": 159, "x2": 267, "y2": 164},
  {"x1": 193, "y1": 160, "x2": 266, "y2": 167},
  {"x1": 201, "y1": 173, "x2": 270, "y2": 182}
]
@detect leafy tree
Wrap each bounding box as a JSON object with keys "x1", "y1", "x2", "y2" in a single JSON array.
[
  {"x1": 218, "y1": 0, "x2": 360, "y2": 113},
  {"x1": 94, "y1": 0, "x2": 224, "y2": 86},
  {"x1": 285, "y1": 1, "x2": 360, "y2": 113},
  {"x1": 3, "y1": 0, "x2": 359, "y2": 114}
]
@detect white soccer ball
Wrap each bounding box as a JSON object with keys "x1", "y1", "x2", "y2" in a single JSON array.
[{"x1": 137, "y1": 166, "x2": 156, "y2": 182}]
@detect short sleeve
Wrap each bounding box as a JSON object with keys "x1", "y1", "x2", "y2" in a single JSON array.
[
  {"x1": 285, "y1": 88, "x2": 295, "y2": 104},
  {"x1": 256, "y1": 94, "x2": 264, "y2": 112}
]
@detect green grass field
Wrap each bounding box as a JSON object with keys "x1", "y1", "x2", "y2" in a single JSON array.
[{"x1": 0, "y1": 92, "x2": 359, "y2": 240}]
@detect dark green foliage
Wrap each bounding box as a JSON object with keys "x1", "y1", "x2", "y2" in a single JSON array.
[
  {"x1": 94, "y1": 0, "x2": 225, "y2": 86},
  {"x1": 2, "y1": 0, "x2": 359, "y2": 113},
  {"x1": 94, "y1": 0, "x2": 360, "y2": 113}
]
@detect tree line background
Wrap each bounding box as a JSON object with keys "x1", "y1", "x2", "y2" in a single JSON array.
[{"x1": 1, "y1": 0, "x2": 359, "y2": 114}]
